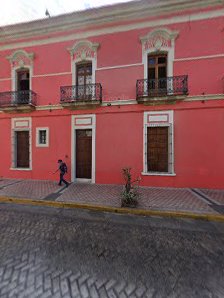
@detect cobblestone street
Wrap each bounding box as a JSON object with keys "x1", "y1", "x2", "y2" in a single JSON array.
[{"x1": 0, "y1": 203, "x2": 224, "y2": 298}]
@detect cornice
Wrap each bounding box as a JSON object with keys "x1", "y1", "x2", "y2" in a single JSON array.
[{"x1": 0, "y1": 0, "x2": 223, "y2": 43}]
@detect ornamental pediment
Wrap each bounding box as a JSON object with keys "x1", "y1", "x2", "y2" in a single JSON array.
[
  {"x1": 68, "y1": 40, "x2": 99, "y2": 61},
  {"x1": 140, "y1": 28, "x2": 179, "y2": 51},
  {"x1": 7, "y1": 50, "x2": 34, "y2": 67}
]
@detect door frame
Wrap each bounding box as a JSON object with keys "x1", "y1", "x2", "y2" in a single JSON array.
[
  {"x1": 11, "y1": 117, "x2": 32, "y2": 171},
  {"x1": 71, "y1": 114, "x2": 96, "y2": 183}
]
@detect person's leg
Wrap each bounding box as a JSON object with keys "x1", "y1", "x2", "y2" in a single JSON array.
[
  {"x1": 61, "y1": 173, "x2": 69, "y2": 186},
  {"x1": 58, "y1": 173, "x2": 63, "y2": 185}
]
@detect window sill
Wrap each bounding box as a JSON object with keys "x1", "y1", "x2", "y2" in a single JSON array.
[
  {"x1": 36, "y1": 144, "x2": 49, "y2": 147},
  {"x1": 10, "y1": 167, "x2": 32, "y2": 171},
  {"x1": 141, "y1": 172, "x2": 176, "y2": 176}
]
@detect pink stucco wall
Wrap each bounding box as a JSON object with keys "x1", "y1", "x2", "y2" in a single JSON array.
[{"x1": 0, "y1": 3, "x2": 224, "y2": 189}]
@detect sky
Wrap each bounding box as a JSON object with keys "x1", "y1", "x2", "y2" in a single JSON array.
[{"x1": 0, "y1": 0, "x2": 132, "y2": 26}]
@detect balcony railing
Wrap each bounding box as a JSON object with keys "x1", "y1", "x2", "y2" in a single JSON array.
[
  {"x1": 136, "y1": 75, "x2": 188, "y2": 100},
  {"x1": 0, "y1": 90, "x2": 37, "y2": 107},
  {"x1": 60, "y1": 83, "x2": 102, "y2": 103}
]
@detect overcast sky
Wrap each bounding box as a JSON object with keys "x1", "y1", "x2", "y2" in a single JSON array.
[{"x1": 0, "y1": 0, "x2": 132, "y2": 26}]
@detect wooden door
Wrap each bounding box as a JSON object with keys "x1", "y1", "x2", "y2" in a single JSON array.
[
  {"x1": 16, "y1": 131, "x2": 29, "y2": 168},
  {"x1": 76, "y1": 129, "x2": 92, "y2": 179},
  {"x1": 147, "y1": 127, "x2": 168, "y2": 172}
]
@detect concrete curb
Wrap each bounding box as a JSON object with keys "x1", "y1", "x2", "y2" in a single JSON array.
[{"x1": 0, "y1": 195, "x2": 224, "y2": 222}]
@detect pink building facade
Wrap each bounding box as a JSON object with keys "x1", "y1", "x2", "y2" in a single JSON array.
[{"x1": 0, "y1": 0, "x2": 223, "y2": 189}]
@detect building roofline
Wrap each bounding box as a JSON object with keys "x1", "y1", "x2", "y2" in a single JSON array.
[{"x1": 0, "y1": 0, "x2": 223, "y2": 42}]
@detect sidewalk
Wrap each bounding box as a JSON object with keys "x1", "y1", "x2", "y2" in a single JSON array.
[{"x1": 0, "y1": 178, "x2": 224, "y2": 220}]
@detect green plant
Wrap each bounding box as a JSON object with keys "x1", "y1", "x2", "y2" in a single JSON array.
[{"x1": 121, "y1": 167, "x2": 141, "y2": 207}]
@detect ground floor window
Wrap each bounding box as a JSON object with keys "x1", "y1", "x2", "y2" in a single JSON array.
[
  {"x1": 36, "y1": 128, "x2": 49, "y2": 147},
  {"x1": 143, "y1": 111, "x2": 174, "y2": 175},
  {"x1": 147, "y1": 127, "x2": 169, "y2": 172},
  {"x1": 147, "y1": 126, "x2": 169, "y2": 172}
]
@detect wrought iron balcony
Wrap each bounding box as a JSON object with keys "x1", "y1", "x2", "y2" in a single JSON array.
[
  {"x1": 60, "y1": 83, "x2": 102, "y2": 105},
  {"x1": 0, "y1": 90, "x2": 37, "y2": 108},
  {"x1": 136, "y1": 75, "x2": 188, "y2": 101}
]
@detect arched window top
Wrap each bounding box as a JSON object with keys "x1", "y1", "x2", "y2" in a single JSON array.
[
  {"x1": 7, "y1": 49, "x2": 34, "y2": 68},
  {"x1": 140, "y1": 28, "x2": 179, "y2": 51},
  {"x1": 68, "y1": 40, "x2": 99, "y2": 62}
]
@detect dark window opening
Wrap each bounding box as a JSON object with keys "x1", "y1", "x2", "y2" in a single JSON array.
[
  {"x1": 16, "y1": 69, "x2": 30, "y2": 103},
  {"x1": 39, "y1": 130, "x2": 47, "y2": 145}
]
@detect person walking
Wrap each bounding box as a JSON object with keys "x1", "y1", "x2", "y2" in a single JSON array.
[{"x1": 54, "y1": 159, "x2": 69, "y2": 187}]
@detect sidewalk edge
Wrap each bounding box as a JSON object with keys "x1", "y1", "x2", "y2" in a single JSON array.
[{"x1": 0, "y1": 196, "x2": 224, "y2": 222}]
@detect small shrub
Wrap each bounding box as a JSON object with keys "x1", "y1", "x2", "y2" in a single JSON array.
[{"x1": 121, "y1": 167, "x2": 141, "y2": 207}]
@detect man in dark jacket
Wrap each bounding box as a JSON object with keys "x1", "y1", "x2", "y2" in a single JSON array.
[{"x1": 54, "y1": 159, "x2": 69, "y2": 187}]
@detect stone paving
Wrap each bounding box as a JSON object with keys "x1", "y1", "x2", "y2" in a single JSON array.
[
  {"x1": 0, "y1": 178, "x2": 224, "y2": 215},
  {"x1": 58, "y1": 184, "x2": 217, "y2": 214},
  {"x1": 0, "y1": 179, "x2": 61, "y2": 200},
  {"x1": 0, "y1": 203, "x2": 224, "y2": 298},
  {"x1": 200, "y1": 189, "x2": 224, "y2": 205}
]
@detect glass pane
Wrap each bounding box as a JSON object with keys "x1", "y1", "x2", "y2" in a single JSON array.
[
  {"x1": 148, "y1": 68, "x2": 155, "y2": 80},
  {"x1": 86, "y1": 65, "x2": 92, "y2": 75},
  {"x1": 158, "y1": 66, "x2": 166, "y2": 79},
  {"x1": 78, "y1": 76, "x2": 85, "y2": 85},
  {"x1": 148, "y1": 57, "x2": 155, "y2": 65},
  {"x1": 158, "y1": 57, "x2": 166, "y2": 64},
  {"x1": 86, "y1": 75, "x2": 92, "y2": 84},
  {"x1": 39, "y1": 130, "x2": 46, "y2": 144}
]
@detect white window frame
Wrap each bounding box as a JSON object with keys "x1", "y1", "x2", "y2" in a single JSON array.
[
  {"x1": 7, "y1": 50, "x2": 34, "y2": 92},
  {"x1": 140, "y1": 28, "x2": 178, "y2": 96},
  {"x1": 36, "y1": 127, "x2": 49, "y2": 147},
  {"x1": 142, "y1": 111, "x2": 175, "y2": 176},
  {"x1": 68, "y1": 40, "x2": 99, "y2": 87}
]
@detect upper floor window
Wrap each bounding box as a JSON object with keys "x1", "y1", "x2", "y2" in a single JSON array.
[
  {"x1": 17, "y1": 69, "x2": 30, "y2": 91},
  {"x1": 148, "y1": 54, "x2": 167, "y2": 96},
  {"x1": 76, "y1": 62, "x2": 92, "y2": 99},
  {"x1": 68, "y1": 40, "x2": 99, "y2": 87},
  {"x1": 76, "y1": 62, "x2": 92, "y2": 86},
  {"x1": 140, "y1": 28, "x2": 178, "y2": 80},
  {"x1": 6, "y1": 50, "x2": 35, "y2": 105},
  {"x1": 148, "y1": 54, "x2": 167, "y2": 80},
  {"x1": 7, "y1": 50, "x2": 34, "y2": 92}
]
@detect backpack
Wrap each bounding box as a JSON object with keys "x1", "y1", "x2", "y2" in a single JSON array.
[{"x1": 61, "y1": 162, "x2": 67, "y2": 173}]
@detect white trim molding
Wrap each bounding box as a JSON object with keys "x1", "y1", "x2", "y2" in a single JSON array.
[
  {"x1": 11, "y1": 117, "x2": 32, "y2": 170},
  {"x1": 0, "y1": 8, "x2": 224, "y2": 51},
  {"x1": 140, "y1": 28, "x2": 178, "y2": 80},
  {"x1": 68, "y1": 40, "x2": 99, "y2": 86},
  {"x1": 71, "y1": 114, "x2": 96, "y2": 183},
  {"x1": 0, "y1": 0, "x2": 223, "y2": 43},
  {"x1": 36, "y1": 127, "x2": 49, "y2": 147},
  {"x1": 7, "y1": 49, "x2": 34, "y2": 92},
  {"x1": 143, "y1": 110, "x2": 174, "y2": 176}
]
